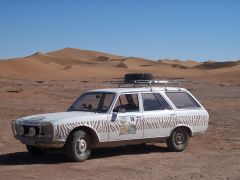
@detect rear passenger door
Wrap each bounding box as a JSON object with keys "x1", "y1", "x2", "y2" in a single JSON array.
[{"x1": 141, "y1": 92, "x2": 175, "y2": 138}]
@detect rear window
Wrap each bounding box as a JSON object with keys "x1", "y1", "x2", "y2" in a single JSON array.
[
  {"x1": 166, "y1": 92, "x2": 201, "y2": 109},
  {"x1": 142, "y1": 93, "x2": 171, "y2": 111}
]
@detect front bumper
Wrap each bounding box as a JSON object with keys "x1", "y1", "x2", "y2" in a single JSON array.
[
  {"x1": 16, "y1": 137, "x2": 65, "y2": 148},
  {"x1": 12, "y1": 120, "x2": 65, "y2": 149}
]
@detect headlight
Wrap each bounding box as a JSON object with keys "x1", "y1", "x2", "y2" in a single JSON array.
[
  {"x1": 28, "y1": 127, "x2": 36, "y2": 137},
  {"x1": 40, "y1": 122, "x2": 54, "y2": 139}
]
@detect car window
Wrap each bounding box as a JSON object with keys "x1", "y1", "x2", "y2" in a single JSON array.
[
  {"x1": 113, "y1": 94, "x2": 139, "y2": 112},
  {"x1": 142, "y1": 93, "x2": 171, "y2": 111},
  {"x1": 166, "y1": 92, "x2": 201, "y2": 109},
  {"x1": 103, "y1": 93, "x2": 115, "y2": 110},
  {"x1": 68, "y1": 92, "x2": 115, "y2": 113}
]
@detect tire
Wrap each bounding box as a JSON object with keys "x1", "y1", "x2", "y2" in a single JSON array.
[
  {"x1": 26, "y1": 145, "x2": 47, "y2": 156},
  {"x1": 65, "y1": 130, "x2": 92, "y2": 162},
  {"x1": 167, "y1": 127, "x2": 189, "y2": 152}
]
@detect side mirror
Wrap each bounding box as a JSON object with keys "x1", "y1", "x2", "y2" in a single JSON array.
[{"x1": 111, "y1": 112, "x2": 117, "y2": 122}]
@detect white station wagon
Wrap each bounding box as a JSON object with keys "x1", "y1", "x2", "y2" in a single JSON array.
[{"x1": 12, "y1": 76, "x2": 209, "y2": 162}]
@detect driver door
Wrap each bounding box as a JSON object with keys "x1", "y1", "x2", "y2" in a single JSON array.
[{"x1": 108, "y1": 93, "x2": 143, "y2": 141}]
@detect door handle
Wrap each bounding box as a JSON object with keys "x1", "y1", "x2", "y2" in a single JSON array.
[{"x1": 170, "y1": 113, "x2": 175, "y2": 116}]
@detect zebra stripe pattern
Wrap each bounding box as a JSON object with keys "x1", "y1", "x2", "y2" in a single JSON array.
[{"x1": 55, "y1": 115, "x2": 208, "y2": 139}]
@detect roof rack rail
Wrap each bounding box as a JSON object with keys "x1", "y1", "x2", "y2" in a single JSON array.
[
  {"x1": 115, "y1": 79, "x2": 187, "y2": 89},
  {"x1": 105, "y1": 74, "x2": 187, "y2": 89}
]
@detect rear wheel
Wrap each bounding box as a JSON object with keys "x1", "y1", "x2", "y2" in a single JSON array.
[
  {"x1": 26, "y1": 145, "x2": 47, "y2": 156},
  {"x1": 167, "y1": 127, "x2": 189, "y2": 152},
  {"x1": 65, "y1": 130, "x2": 92, "y2": 162}
]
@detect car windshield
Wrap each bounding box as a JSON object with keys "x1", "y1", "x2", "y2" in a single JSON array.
[{"x1": 68, "y1": 92, "x2": 115, "y2": 113}]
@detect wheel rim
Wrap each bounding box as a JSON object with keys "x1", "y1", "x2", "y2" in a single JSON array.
[
  {"x1": 175, "y1": 132, "x2": 184, "y2": 145},
  {"x1": 76, "y1": 138, "x2": 87, "y2": 154}
]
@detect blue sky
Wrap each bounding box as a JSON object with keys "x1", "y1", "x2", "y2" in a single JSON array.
[{"x1": 0, "y1": 0, "x2": 239, "y2": 61}]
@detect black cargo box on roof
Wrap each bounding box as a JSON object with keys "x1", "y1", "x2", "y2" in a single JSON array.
[{"x1": 124, "y1": 73, "x2": 154, "y2": 83}]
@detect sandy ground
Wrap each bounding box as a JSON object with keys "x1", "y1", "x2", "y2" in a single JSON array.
[{"x1": 0, "y1": 76, "x2": 239, "y2": 180}]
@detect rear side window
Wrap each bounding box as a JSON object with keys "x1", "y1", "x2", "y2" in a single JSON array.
[
  {"x1": 166, "y1": 92, "x2": 201, "y2": 109},
  {"x1": 142, "y1": 93, "x2": 171, "y2": 111}
]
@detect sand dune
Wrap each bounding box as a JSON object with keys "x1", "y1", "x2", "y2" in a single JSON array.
[
  {"x1": 159, "y1": 59, "x2": 200, "y2": 68},
  {"x1": 193, "y1": 61, "x2": 240, "y2": 69},
  {"x1": 47, "y1": 48, "x2": 124, "y2": 62},
  {"x1": 115, "y1": 62, "x2": 128, "y2": 68},
  {"x1": 0, "y1": 48, "x2": 239, "y2": 82}
]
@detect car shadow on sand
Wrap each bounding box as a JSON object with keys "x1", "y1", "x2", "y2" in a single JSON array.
[{"x1": 0, "y1": 144, "x2": 170, "y2": 165}]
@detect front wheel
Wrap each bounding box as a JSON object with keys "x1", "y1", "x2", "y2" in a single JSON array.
[
  {"x1": 65, "y1": 130, "x2": 92, "y2": 162},
  {"x1": 167, "y1": 127, "x2": 189, "y2": 152},
  {"x1": 26, "y1": 145, "x2": 47, "y2": 156}
]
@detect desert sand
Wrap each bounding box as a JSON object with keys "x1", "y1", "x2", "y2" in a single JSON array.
[{"x1": 0, "y1": 48, "x2": 239, "y2": 180}]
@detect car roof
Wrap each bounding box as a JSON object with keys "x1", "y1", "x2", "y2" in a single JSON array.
[{"x1": 89, "y1": 87, "x2": 187, "y2": 94}]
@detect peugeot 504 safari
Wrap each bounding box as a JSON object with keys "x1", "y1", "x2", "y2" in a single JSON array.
[{"x1": 12, "y1": 74, "x2": 209, "y2": 162}]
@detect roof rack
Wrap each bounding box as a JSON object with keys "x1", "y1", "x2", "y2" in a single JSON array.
[
  {"x1": 114, "y1": 79, "x2": 187, "y2": 90},
  {"x1": 105, "y1": 74, "x2": 187, "y2": 90}
]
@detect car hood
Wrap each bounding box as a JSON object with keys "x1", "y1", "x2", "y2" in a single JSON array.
[{"x1": 17, "y1": 111, "x2": 107, "y2": 125}]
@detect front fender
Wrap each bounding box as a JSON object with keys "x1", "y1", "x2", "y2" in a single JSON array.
[{"x1": 54, "y1": 121, "x2": 102, "y2": 142}]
